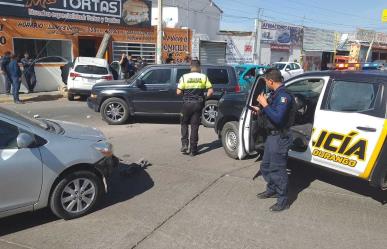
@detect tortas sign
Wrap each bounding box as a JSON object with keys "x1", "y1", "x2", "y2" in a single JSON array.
[{"x1": 0, "y1": 0, "x2": 151, "y2": 26}]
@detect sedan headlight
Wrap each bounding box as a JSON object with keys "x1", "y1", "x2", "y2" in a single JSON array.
[
  {"x1": 93, "y1": 141, "x2": 113, "y2": 157},
  {"x1": 90, "y1": 93, "x2": 98, "y2": 99}
]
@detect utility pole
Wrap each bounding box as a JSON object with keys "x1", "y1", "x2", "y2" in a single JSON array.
[
  {"x1": 365, "y1": 32, "x2": 376, "y2": 62},
  {"x1": 157, "y1": 0, "x2": 163, "y2": 64},
  {"x1": 253, "y1": 8, "x2": 262, "y2": 64}
]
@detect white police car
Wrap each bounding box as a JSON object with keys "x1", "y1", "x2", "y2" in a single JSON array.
[{"x1": 237, "y1": 71, "x2": 387, "y2": 189}]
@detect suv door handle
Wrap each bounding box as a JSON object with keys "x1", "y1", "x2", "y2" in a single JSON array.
[
  {"x1": 356, "y1": 126, "x2": 377, "y2": 132},
  {"x1": 159, "y1": 89, "x2": 168, "y2": 92}
]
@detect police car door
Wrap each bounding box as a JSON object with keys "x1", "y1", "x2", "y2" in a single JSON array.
[
  {"x1": 312, "y1": 79, "x2": 386, "y2": 178},
  {"x1": 238, "y1": 77, "x2": 267, "y2": 159}
]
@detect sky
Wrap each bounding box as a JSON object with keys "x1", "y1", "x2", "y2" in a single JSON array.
[{"x1": 214, "y1": 0, "x2": 386, "y2": 32}]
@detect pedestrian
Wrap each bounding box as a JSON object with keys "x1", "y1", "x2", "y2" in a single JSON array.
[
  {"x1": 135, "y1": 56, "x2": 147, "y2": 71},
  {"x1": 177, "y1": 60, "x2": 213, "y2": 156},
  {"x1": 165, "y1": 53, "x2": 174, "y2": 64},
  {"x1": 21, "y1": 52, "x2": 37, "y2": 93},
  {"x1": 184, "y1": 53, "x2": 191, "y2": 64},
  {"x1": 126, "y1": 54, "x2": 136, "y2": 78},
  {"x1": 8, "y1": 54, "x2": 22, "y2": 104},
  {"x1": 119, "y1": 53, "x2": 129, "y2": 79},
  {"x1": 1, "y1": 51, "x2": 12, "y2": 95},
  {"x1": 250, "y1": 68, "x2": 294, "y2": 212}
]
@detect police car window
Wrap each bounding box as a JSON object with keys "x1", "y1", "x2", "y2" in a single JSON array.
[
  {"x1": 207, "y1": 68, "x2": 229, "y2": 84},
  {"x1": 0, "y1": 120, "x2": 19, "y2": 149},
  {"x1": 176, "y1": 68, "x2": 191, "y2": 83},
  {"x1": 142, "y1": 69, "x2": 171, "y2": 85},
  {"x1": 286, "y1": 79, "x2": 324, "y2": 97},
  {"x1": 327, "y1": 81, "x2": 378, "y2": 112}
]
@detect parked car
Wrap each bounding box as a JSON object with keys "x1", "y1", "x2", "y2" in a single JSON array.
[
  {"x1": 234, "y1": 64, "x2": 270, "y2": 90},
  {"x1": 67, "y1": 57, "x2": 114, "y2": 101},
  {"x1": 0, "y1": 107, "x2": 118, "y2": 220},
  {"x1": 215, "y1": 70, "x2": 387, "y2": 189},
  {"x1": 272, "y1": 62, "x2": 304, "y2": 81},
  {"x1": 87, "y1": 64, "x2": 239, "y2": 127}
]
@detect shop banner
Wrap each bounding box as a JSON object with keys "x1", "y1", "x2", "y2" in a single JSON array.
[
  {"x1": 261, "y1": 22, "x2": 303, "y2": 47},
  {"x1": 303, "y1": 27, "x2": 335, "y2": 52},
  {"x1": 0, "y1": 0, "x2": 151, "y2": 27}
]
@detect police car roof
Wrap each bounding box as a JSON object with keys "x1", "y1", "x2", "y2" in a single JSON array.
[{"x1": 290, "y1": 70, "x2": 387, "y2": 84}]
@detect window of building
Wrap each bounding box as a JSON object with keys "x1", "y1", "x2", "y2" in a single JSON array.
[
  {"x1": 113, "y1": 42, "x2": 156, "y2": 64},
  {"x1": 326, "y1": 81, "x2": 379, "y2": 113},
  {"x1": 207, "y1": 68, "x2": 229, "y2": 84},
  {"x1": 13, "y1": 38, "x2": 72, "y2": 62}
]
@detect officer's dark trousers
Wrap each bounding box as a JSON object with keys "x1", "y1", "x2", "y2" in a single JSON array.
[
  {"x1": 260, "y1": 133, "x2": 292, "y2": 207},
  {"x1": 11, "y1": 76, "x2": 21, "y2": 102},
  {"x1": 181, "y1": 101, "x2": 203, "y2": 152},
  {"x1": 3, "y1": 73, "x2": 11, "y2": 93}
]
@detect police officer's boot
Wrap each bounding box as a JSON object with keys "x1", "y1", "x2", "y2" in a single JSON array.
[{"x1": 180, "y1": 143, "x2": 189, "y2": 154}]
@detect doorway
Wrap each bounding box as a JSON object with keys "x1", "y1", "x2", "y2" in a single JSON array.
[{"x1": 78, "y1": 37, "x2": 101, "y2": 57}]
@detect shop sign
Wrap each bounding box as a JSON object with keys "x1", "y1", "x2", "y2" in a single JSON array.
[
  {"x1": 244, "y1": 45, "x2": 252, "y2": 52},
  {"x1": 0, "y1": 0, "x2": 151, "y2": 27},
  {"x1": 356, "y1": 29, "x2": 387, "y2": 44},
  {"x1": 270, "y1": 44, "x2": 290, "y2": 51},
  {"x1": 261, "y1": 21, "x2": 302, "y2": 47},
  {"x1": 382, "y1": 9, "x2": 387, "y2": 23}
]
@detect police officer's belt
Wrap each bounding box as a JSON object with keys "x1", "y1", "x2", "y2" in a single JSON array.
[
  {"x1": 183, "y1": 97, "x2": 204, "y2": 102},
  {"x1": 267, "y1": 129, "x2": 289, "y2": 136}
]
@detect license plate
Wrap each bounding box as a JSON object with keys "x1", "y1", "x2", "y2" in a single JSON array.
[{"x1": 86, "y1": 78, "x2": 96, "y2": 84}]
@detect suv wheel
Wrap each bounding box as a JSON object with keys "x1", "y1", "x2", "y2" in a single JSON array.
[
  {"x1": 221, "y1": 121, "x2": 239, "y2": 159},
  {"x1": 50, "y1": 170, "x2": 103, "y2": 220},
  {"x1": 202, "y1": 100, "x2": 218, "y2": 128},
  {"x1": 101, "y1": 97, "x2": 130, "y2": 125}
]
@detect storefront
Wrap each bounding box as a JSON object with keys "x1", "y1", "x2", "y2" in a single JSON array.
[
  {"x1": 302, "y1": 27, "x2": 335, "y2": 71},
  {"x1": 355, "y1": 29, "x2": 387, "y2": 63},
  {"x1": 260, "y1": 22, "x2": 303, "y2": 64},
  {"x1": 0, "y1": 0, "x2": 191, "y2": 92}
]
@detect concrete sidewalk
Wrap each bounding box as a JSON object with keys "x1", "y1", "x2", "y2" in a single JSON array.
[{"x1": 0, "y1": 91, "x2": 64, "y2": 104}]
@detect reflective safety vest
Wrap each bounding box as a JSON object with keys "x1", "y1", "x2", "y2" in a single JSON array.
[{"x1": 178, "y1": 72, "x2": 213, "y2": 101}]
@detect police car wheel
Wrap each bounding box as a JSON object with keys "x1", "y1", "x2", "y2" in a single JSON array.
[
  {"x1": 221, "y1": 121, "x2": 239, "y2": 159},
  {"x1": 202, "y1": 100, "x2": 218, "y2": 128},
  {"x1": 101, "y1": 97, "x2": 130, "y2": 125}
]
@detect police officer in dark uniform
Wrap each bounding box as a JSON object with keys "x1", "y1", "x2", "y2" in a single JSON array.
[
  {"x1": 177, "y1": 60, "x2": 213, "y2": 156},
  {"x1": 251, "y1": 68, "x2": 293, "y2": 212}
]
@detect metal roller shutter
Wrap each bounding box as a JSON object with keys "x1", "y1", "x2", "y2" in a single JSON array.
[{"x1": 199, "y1": 41, "x2": 226, "y2": 64}]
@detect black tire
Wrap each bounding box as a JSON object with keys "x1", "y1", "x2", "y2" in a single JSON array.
[
  {"x1": 101, "y1": 97, "x2": 130, "y2": 125},
  {"x1": 221, "y1": 121, "x2": 239, "y2": 159},
  {"x1": 67, "y1": 93, "x2": 74, "y2": 101},
  {"x1": 201, "y1": 100, "x2": 218, "y2": 128},
  {"x1": 50, "y1": 170, "x2": 104, "y2": 220}
]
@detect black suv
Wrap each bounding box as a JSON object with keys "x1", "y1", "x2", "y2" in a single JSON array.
[{"x1": 87, "y1": 64, "x2": 239, "y2": 127}]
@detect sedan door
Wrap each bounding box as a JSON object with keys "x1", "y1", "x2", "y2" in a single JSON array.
[
  {"x1": 132, "y1": 68, "x2": 173, "y2": 114},
  {"x1": 0, "y1": 119, "x2": 43, "y2": 212}
]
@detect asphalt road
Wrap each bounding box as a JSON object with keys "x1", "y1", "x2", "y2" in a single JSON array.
[{"x1": 1, "y1": 98, "x2": 387, "y2": 249}]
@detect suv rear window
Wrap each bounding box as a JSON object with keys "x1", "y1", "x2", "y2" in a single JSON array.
[
  {"x1": 176, "y1": 68, "x2": 191, "y2": 83},
  {"x1": 326, "y1": 81, "x2": 379, "y2": 112},
  {"x1": 75, "y1": 65, "x2": 108, "y2": 75},
  {"x1": 207, "y1": 68, "x2": 229, "y2": 85}
]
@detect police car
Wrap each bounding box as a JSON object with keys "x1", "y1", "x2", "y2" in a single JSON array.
[{"x1": 216, "y1": 71, "x2": 387, "y2": 189}]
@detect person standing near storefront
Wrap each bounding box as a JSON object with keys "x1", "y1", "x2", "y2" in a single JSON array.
[
  {"x1": 177, "y1": 60, "x2": 213, "y2": 156},
  {"x1": 119, "y1": 53, "x2": 129, "y2": 79},
  {"x1": 135, "y1": 56, "x2": 147, "y2": 72},
  {"x1": 21, "y1": 52, "x2": 37, "y2": 93},
  {"x1": 8, "y1": 54, "x2": 22, "y2": 104},
  {"x1": 1, "y1": 51, "x2": 12, "y2": 95}
]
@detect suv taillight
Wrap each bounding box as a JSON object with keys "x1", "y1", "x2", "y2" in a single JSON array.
[
  {"x1": 102, "y1": 75, "x2": 113, "y2": 80},
  {"x1": 235, "y1": 84, "x2": 241, "y2": 93},
  {"x1": 70, "y1": 72, "x2": 80, "y2": 78}
]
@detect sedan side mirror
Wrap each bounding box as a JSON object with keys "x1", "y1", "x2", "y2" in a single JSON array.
[
  {"x1": 135, "y1": 79, "x2": 145, "y2": 88},
  {"x1": 285, "y1": 67, "x2": 291, "y2": 72},
  {"x1": 17, "y1": 133, "x2": 35, "y2": 149}
]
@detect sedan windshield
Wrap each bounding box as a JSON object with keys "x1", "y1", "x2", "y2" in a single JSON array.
[{"x1": 0, "y1": 107, "x2": 48, "y2": 130}]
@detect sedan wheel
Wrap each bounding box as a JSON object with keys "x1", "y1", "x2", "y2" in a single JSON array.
[
  {"x1": 61, "y1": 178, "x2": 96, "y2": 214},
  {"x1": 50, "y1": 170, "x2": 103, "y2": 220}
]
